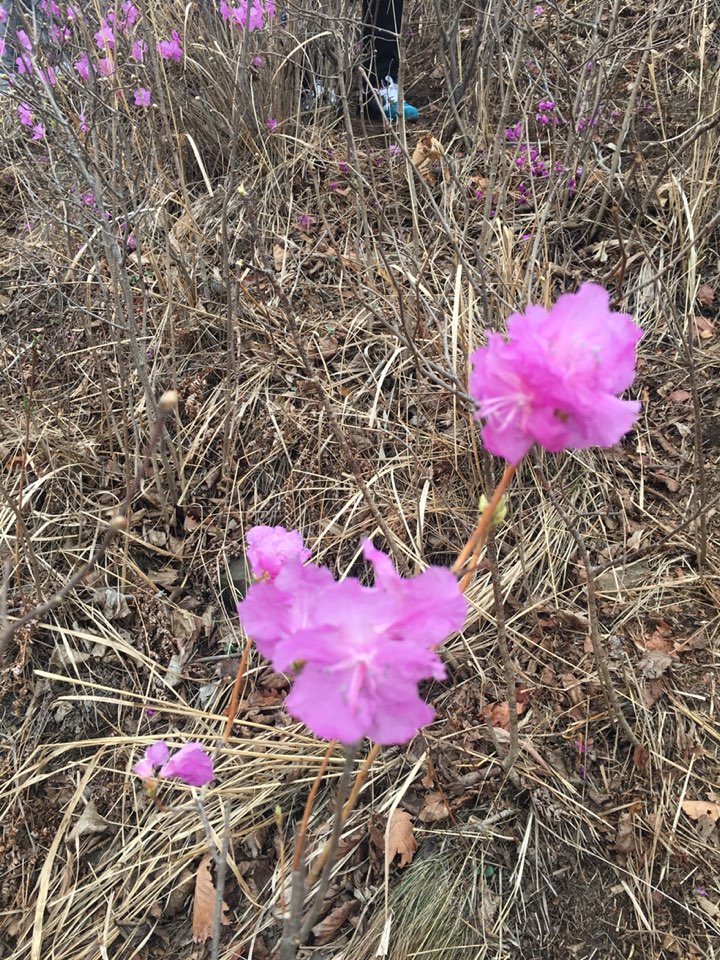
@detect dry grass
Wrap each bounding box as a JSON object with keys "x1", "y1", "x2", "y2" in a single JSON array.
[{"x1": 1, "y1": 0, "x2": 719, "y2": 958}]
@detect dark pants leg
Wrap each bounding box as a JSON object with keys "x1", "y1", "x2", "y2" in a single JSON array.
[{"x1": 362, "y1": 0, "x2": 404, "y2": 87}]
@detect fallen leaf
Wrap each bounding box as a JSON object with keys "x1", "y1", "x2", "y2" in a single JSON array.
[
  {"x1": 637, "y1": 649, "x2": 673, "y2": 680},
  {"x1": 667, "y1": 389, "x2": 691, "y2": 403},
  {"x1": 192, "y1": 854, "x2": 229, "y2": 944},
  {"x1": 696, "y1": 283, "x2": 715, "y2": 307},
  {"x1": 480, "y1": 880, "x2": 500, "y2": 924},
  {"x1": 644, "y1": 626, "x2": 674, "y2": 653},
  {"x1": 482, "y1": 687, "x2": 529, "y2": 729},
  {"x1": 692, "y1": 314, "x2": 715, "y2": 339},
  {"x1": 411, "y1": 133, "x2": 446, "y2": 185},
  {"x1": 92, "y1": 587, "x2": 131, "y2": 620},
  {"x1": 67, "y1": 800, "x2": 112, "y2": 846},
  {"x1": 418, "y1": 791, "x2": 450, "y2": 823},
  {"x1": 385, "y1": 809, "x2": 417, "y2": 868},
  {"x1": 681, "y1": 800, "x2": 720, "y2": 822},
  {"x1": 642, "y1": 677, "x2": 665, "y2": 708},
  {"x1": 311, "y1": 899, "x2": 358, "y2": 945},
  {"x1": 632, "y1": 744, "x2": 649, "y2": 770},
  {"x1": 614, "y1": 810, "x2": 637, "y2": 859}
]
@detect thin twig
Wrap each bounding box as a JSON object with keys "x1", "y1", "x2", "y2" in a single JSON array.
[
  {"x1": 298, "y1": 743, "x2": 358, "y2": 945},
  {"x1": 531, "y1": 453, "x2": 640, "y2": 746}
]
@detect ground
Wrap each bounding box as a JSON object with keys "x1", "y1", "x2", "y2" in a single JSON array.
[{"x1": 0, "y1": 1, "x2": 719, "y2": 958}]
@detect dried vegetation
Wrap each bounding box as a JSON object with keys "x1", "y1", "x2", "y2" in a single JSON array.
[{"x1": 0, "y1": 0, "x2": 719, "y2": 958}]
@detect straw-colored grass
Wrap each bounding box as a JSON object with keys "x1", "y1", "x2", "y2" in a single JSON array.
[{"x1": 1, "y1": 0, "x2": 719, "y2": 958}]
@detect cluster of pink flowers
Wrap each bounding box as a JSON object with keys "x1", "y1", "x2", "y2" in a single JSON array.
[
  {"x1": 469, "y1": 283, "x2": 642, "y2": 464},
  {"x1": 535, "y1": 98, "x2": 558, "y2": 125},
  {"x1": 219, "y1": 0, "x2": 276, "y2": 30},
  {"x1": 133, "y1": 741, "x2": 213, "y2": 786},
  {"x1": 237, "y1": 527, "x2": 468, "y2": 745}
]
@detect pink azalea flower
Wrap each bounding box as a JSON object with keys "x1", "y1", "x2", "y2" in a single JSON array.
[
  {"x1": 133, "y1": 740, "x2": 213, "y2": 785},
  {"x1": 94, "y1": 19, "x2": 114, "y2": 49},
  {"x1": 97, "y1": 56, "x2": 115, "y2": 77},
  {"x1": 158, "y1": 742, "x2": 214, "y2": 786},
  {"x1": 237, "y1": 530, "x2": 467, "y2": 745},
  {"x1": 238, "y1": 558, "x2": 334, "y2": 662},
  {"x1": 265, "y1": 115, "x2": 277, "y2": 132},
  {"x1": 74, "y1": 50, "x2": 91, "y2": 80},
  {"x1": 133, "y1": 740, "x2": 169, "y2": 778},
  {"x1": 31, "y1": 123, "x2": 45, "y2": 140},
  {"x1": 18, "y1": 103, "x2": 32, "y2": 127},
  {"x1": 246, "y1": 525, "x2": 310, "y2": 581},
  {"x1": 469, "y1": 283, "x2": 642, "y2": 464},
  {"x1": 131, "y1": 38, "x2": 147, "y2": 62},
  {"x1": 134, "y1": 87, "x2": 151, "y2": 107},
  {"x1": 16, "y1": 29, "x2": 31, "y2": 51},
  {"x1": 156, "y1": 30, "x2": 182, "y2": 62}
]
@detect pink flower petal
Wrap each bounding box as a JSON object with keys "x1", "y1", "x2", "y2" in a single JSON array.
[{"x1": 159, "y1": 742, "x2": 213, "y2": 786}]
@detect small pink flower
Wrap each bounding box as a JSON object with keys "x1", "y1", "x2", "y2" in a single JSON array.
[
  {"x1": 18, "y1": 103, "x2": 32, "y2": 126},
  {"x1": 131, "y1": 38, "x2": 147, "y2": 61},
  {"x1": 16, "y1": 29, "x2": 31, "y2": 51},
  {"x1": 78, "y1": 111, "x2": 88, "y2": 132},
  {"x1": 469, "y1": 283, "x2": 642, "y2": 463},
  {"x1": 94, "y1": 19, "x2": 115, "y2": 49},
  {"x1": 133, "y1": 740, "x2": 213, "y2": 786},
  {"x1": 133, "y1": 740, "x2": 169, "y2": 778},
  {"x1": 246, "y1": 525, "x2": 310, "y2": 581},
  {"x1": 265, "y1": 115, "x2": 278, "y2": 132},
  {"x1": 31, "y1": 123, "x2": 46, "y2": 140},
  {"x1": 252, "y1": 55, "x2": 264, "y2": 67},
  {"x1": 156, "y1": 30, "x2": 183, "y2": 62},
  {"x1": 298, "y1": 213, "x2": 313, "y2": 230},
  {"x1": 134, "y1": 87, "x2": 151, "y2": 107},
  {"x1": 74, "y1": 50, "x2": 91, "y2": 80},
  {"x1": 158, "y1": 742, "x2": 214, "y2": 786},
  {"x1": 388, "y1": 144, "x2": 401, "y2": 157}
]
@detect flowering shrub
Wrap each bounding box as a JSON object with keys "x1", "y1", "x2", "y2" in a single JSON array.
[
  {"x1": 237, "y1": 531, "x2": 467, "y2": 745},
  {"x1": 469, "y1": 283, "x2": 642, "y2": 464}
]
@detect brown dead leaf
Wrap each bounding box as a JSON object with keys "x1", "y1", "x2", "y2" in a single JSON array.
[
  {"x1": 637, "y1": 649, "x2": 674, "y2": 680},
  {"x1": 192, "y1": 854, "x2": 229, "y2": 944},
  {"x1": 642, "y1": 677, "x2": 665, "y2": 708},
  {"x1": 667, "y1": 389, "x2": 692, "y2": 403},
  {"x1": 311, "y1": 899, "x2": 358, "y2": 945},
  {"x1": 644, "y1": 626, "x2": 674, "y2": 653},
  {"x1": 681, "y1": 800, "x2": 720, "y2": 822},
  {"x1": 385, "y1": 809, "x2": 417, "y2": 868},
  {"x1": 696, "y1": 283, "x2": 715, "y2": 307},
  {"x1": 614, "y1": 810, "x2": 637, "y2": 859},
  {"x1": 418, "y1": 791, "x2": 450, "y2": 823},
  {"x1": 692, "y1": 314, "x2": 715, "y2": 339},
  {"x1": 411, "y1": 133, "x2": 446, "y2": 185},
  {"x1": 482, "y1": 687, "x2": 529, "y2": 729}
]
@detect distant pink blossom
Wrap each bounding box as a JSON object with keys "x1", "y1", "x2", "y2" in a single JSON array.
[
  {"x1": 133, "y1": 740, "x2": 213, "y2": 786},
  {"x1": 237, "y1": 529, "x2": 467, "y2": 744},
  {"x1": 16, "y1": 29, "x2": 31, "y2": 51},
  {"x1": 74, "y1": 50, "x2": 91, "y2": 80},
  {"x1": 134, "y1": 87, "x2": 151, "y2": 107},
  {"x1": 252, "y1": 55, "x2": 264, "y2": 66},
  {"x1": 97, "y1": 55, "x2": 115, "y2": 77},
  {"x1": 94, "y1": 18, "x2": 115, "y2": 49},
  {"x1": 265, "y1": 115, "x2": 277, "y2": 132},
  {"x1": 219, "y1": 0, "x2": 275, "y2": 30},
  {"x1": 469, "y1": 283, "x2": 642, "y2": 463},
  {"x1": 246, "y1": 525, "x2": 310, "y2": 581},
  {"x1": 156, "y1": 29, "x2": 182, "y2": 61},
  {"x1": 131, "y1": 38, "x2": 147, "y2": 62},
  {"x1": 18, "y1": 103, "x2": 32, "y2": 127},
  {"x1": 31, "y1": 123, "x2": 46, "y2": 140}
]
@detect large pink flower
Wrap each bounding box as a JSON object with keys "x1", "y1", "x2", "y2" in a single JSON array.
[
  {"x1": 237, "y1": 530, "x2": 467, "y2": 745},
  {"x1": 469, "y1": 283, "x2": 642, "y2": 464}
]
